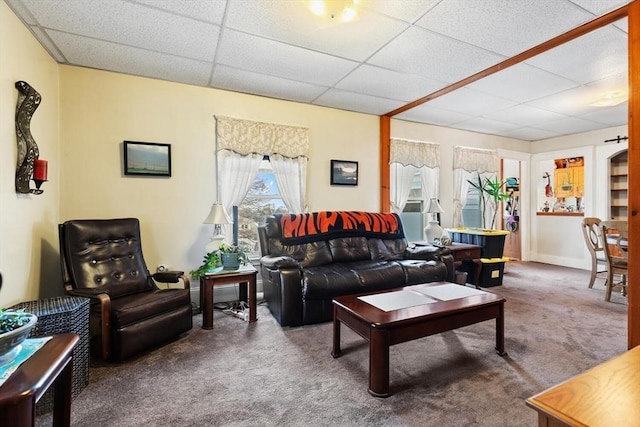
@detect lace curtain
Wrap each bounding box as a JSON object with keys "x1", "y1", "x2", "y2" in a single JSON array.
[
  {"x1": 390, "y1": 138, "x2": 440, "y2": 214},
  {"x1": 452, "y1": 146, "x2": 499, "y2": 227},
  {"x1": 215, "y1": 116, "x2": 309, "y2": 223}
]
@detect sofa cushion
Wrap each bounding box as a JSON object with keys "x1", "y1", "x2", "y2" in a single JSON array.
[
  {"x1": 329, "y1": 237, "x2": 370, "y2": 262},
  {"x1": 396, "y1": 259, "x2": 448, "y2": 285},
  {"x1": 268, "y1": 240, "x2": 332, "y2": 268},
  {"x1": 368, "y1": 238, "x2": 407, "y2": 261}
]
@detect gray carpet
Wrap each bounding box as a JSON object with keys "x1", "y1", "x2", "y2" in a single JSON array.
[{"x1": 37, "y1": 261, "x2": 627, "y2": 427}]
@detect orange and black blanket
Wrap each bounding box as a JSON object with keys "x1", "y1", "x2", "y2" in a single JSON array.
[{"x1": 277, "y1": 211, "x2": 404, "y2": 245}]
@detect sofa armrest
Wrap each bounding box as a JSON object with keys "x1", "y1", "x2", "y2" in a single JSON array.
[
  {"x1": 260, "y1": 255, "x2": 301, "y2": 270},
  {"x1": 405, "y1": 245, "x2": 455, "y2": 282}
]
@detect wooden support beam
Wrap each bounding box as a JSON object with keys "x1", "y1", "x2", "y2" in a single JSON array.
[
  {"x1": 380, "y1": 115, "x2": 391, "y2": 212},
  {"x1": 628, "y1": 0, "x2": 639, "y2": 350}
]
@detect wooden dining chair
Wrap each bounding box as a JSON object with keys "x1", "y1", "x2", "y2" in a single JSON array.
[
  {"x1": 600, "y1": 220, "x2": 628, "y2": 302},
  {"x1": 580, "y1": 217, "x2": 607, "y2": 289}
]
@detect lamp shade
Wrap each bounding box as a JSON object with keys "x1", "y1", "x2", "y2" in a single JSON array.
[
  {"x1": 425, "y1": 198, "x2": 444, "y2": 214},
  {"x1": 203, "y1": 202, "x2": 232, "y2": 225}
]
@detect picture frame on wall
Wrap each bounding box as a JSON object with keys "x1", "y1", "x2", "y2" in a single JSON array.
[
  {"x1": 124, "y1": 141, "x2": 171, "y2": 177},
  {"x1": 330, "y1": 160, "x2": 358, "y2": 186}
]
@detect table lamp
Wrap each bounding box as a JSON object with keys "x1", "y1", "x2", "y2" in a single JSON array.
[
  {"x1": 424, "y1": 198, "x2": 444, "y2": 243},
  {"x1": 204, "y1": 202, "x2": 232, "y2": 252}
]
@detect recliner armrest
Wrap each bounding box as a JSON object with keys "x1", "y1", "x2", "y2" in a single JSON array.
[
  {"x1": 153, "y1": 271, "x2": 190, "y2": 289},
  {"x1": 260, "y1": 255, "x2": 301, "y2": 270},
  {"x1": 67, "y1": 288, "x2": 109, "y2": 297}
]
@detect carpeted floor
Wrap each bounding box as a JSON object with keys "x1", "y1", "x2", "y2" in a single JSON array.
[{"x1": 36, "y1": 261, "x2": 627, "y2": 427}]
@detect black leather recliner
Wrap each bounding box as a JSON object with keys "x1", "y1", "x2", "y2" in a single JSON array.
[
  {"x1": 258, "y1": 213, "x2": 454, "y2": 327},
  {"x1": 59, "y1": 218, "x2": 192, "y2": 361}
]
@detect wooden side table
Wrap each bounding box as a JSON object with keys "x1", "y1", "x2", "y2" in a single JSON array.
[
  {"x1": 200, "y1": 264, "x2": 258, "y2": 330},
  {"x1": 0, "y1": 333, "x2": 79, "y2": 427},
  {"x1": 444, "y1": 243, "x2": 482, "y2": 287}
]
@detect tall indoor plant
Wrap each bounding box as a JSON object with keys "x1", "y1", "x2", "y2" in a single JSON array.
[{"x1": 467, "y1": 172, "x2": 510, "y2": 230}]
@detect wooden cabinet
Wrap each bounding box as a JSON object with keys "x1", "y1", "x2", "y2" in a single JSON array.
[{"x1": 610, "y1": 150, "x2": 628, "y2": 220}]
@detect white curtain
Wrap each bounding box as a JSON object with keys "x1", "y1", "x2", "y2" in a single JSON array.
[
  {"x1": 390, "y1": 163, "x2": 416, "y2": 213},
  {"x1": 271, "y1": 154, "x2": 307, "y2": 213},
  {"x1": 452, "y1": 146, "x2": 499, "y2": 227},
  {"x1": 389, "y1": 138, "x2": 440, "y2": 215}
]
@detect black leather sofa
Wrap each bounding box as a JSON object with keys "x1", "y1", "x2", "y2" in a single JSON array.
[{"x1": 258, "y1": 212, "x2": 454, "y2": 326}]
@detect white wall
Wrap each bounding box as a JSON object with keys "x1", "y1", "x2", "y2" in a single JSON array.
[{"x1": 0, "y1": 2, "x2": 60, "y2": 307}]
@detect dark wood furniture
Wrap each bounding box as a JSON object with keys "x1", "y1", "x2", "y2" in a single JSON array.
[
  {"x1": 0, "y1": 334, "x2": 79, "y2": 427},
  {"x1": 526, "y1": 346, "x2": 640, "y2": 427},
  {"x1": 332, "y1": 282, "x2": 506, "y2": 397},
  {"x1": 444, "y1": 242, "x2": 482, "y2": 287},
  {"x1": 200, "y1": 264, "x2": 258, "y2": 329}
]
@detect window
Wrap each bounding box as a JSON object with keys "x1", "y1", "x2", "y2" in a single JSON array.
[
  {"x1": 399, "y1": 169, "x2": 424, "y2": 241},
  {"x1": 238, "y1": 157, "x2": 287, "y2": 258},
  {"x1": 462, "y1": 186, "x2": 482, "y2": 228}
]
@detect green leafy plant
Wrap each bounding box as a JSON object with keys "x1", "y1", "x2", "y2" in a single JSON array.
[
  {"x1": 189, "y1": 251, "x2": 221, "y2": 279},
  {"x1": 0, "y1": 308, "x2": 33, "y2": 334},
  {"x1": 467, "y1": 172, "x2": 510, "y2": 230}
]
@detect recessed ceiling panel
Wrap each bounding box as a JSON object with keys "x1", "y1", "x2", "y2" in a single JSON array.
[
  {"x1": 217, "y1": 29, "x2": 359, "y2": 87},
  {"x1": 368, "y1": 26, "x2": 506, "y2": 83},
  {"x1": 534, "y1": 116, "x2": 609, "y2": 134},
  {"x1": 335, "y1": 65, "x2": 445, "y2": 102},
  {"x1": 484, "y1": 105, "x2": 568, "y2": 127},
  {"x1": 501, "y1": 127, "x2": 562, "y2": 142},
  {"x1": 212, "y1": 65, "x2": 328, "y2": 104},
  {"x1": 426, "y1": 87, "x2": 518, "y2": 116},
  {"x1": 395, "y1": 104, "x2": 474, "y2": 126},
  {"x1": 578, "y1": 103, "x2": 628, "y2": 126},
  {"x1": 47, "y1": 30, "x2": 213, "y2": 86},
  {"x1": 18, "y1": 0, "x2": 220, "y2": 61},
  {"x1": 568, "y1": 0, "x2": 631, "y2": 16},
  {"x1": 362, "y1": 0, "x2": 441, "y2": 23},
  {"x1": 452, "y1": 117, "x2": 520, "y2": 135},
  {"x1": 415, "y1": 0, "x2": 596, "y2": 56},
  {"x1": 131, "y1": 0, "x2": 227, "y2": 24},
  {"x1": 313, "y1": 89, "x2": 405, "y2": 115}
]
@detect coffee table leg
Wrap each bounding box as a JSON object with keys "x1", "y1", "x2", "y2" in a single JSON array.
[
  {"x1": 332, "y1": 307, "x2": 342, "y2": 358},
  {"x1": 495, "y1": 303, "x2": 506, "y2": 356},
  {"x1": 369, "y1": 328, "x2": 390, "y2": 397}
]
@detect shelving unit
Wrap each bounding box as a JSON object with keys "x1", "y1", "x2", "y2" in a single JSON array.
[{"x1": 610, "y1": 150, "x2": 628, "y2": 220}]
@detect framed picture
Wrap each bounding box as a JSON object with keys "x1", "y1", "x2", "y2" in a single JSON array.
[
  {"x1": 124, "y1": 141, "x2": 171, "y2": 177},
  {"x1": 331, "y1": 160, "x2": 358, "y2": 186}
]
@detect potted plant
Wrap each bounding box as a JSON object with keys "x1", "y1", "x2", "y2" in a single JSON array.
[
  {"x1": 467, "y1": 172, "x2": 511, "y2": 230},
  {"x1": 218, "y1": 243, "x2": 250, "y2": 270},
  {"x1": 189, "y1": 251, "x2": 222, "y2": 279},
  {"x1": 0, "y1": 308, "x2": 38, "y2": 364}
]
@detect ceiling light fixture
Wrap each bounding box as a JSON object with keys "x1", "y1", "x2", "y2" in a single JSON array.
[
  {"x1": 589, "y1": 91, "x2": 628, "y2": 107},
  {"x1": 309, "y1": 0, "x2": 360, "y2": 24}
]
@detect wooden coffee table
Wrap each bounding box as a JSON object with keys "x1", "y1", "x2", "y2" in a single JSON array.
[{"x1": 332, "y1": 282, "x2": 506, "y2": 397}]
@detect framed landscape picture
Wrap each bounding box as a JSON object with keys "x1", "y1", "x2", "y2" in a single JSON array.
[
  {"x1": 331, "y1": 160, "x2": 358, "y2": 186},
  {"x1": 124, "y1": 141, "x2": 171, "y2": 177}
]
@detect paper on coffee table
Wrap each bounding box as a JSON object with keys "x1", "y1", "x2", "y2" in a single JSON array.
[
  {"x1": 358, "y1": 290, "x2": 437, "y2": 312},
  {"x1": 417, "y1": 283, "x2": 487, "y2": 301}
]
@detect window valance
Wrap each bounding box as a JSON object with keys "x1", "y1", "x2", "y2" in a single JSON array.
[
  {"x1": 390, "y1": 138, "x2": 440, "y2": 168},
  {"x1": 453, "y1": 146, "x2": 499, "y2": 173},
  {"x1": 215, "y1": 115, "x2": 309, "y2": 158}
]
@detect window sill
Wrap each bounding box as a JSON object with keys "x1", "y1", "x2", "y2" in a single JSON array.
[{"x1": 536, "y1": 212, "x2": 584, "y2": 216}]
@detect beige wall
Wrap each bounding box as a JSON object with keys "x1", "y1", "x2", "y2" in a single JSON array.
[
  {"x1": 59, "y1": 66, "x2": 380, "y2": 277},
  {"x1": 0, "y1": 2, "x2": 60, "y2": 307}
]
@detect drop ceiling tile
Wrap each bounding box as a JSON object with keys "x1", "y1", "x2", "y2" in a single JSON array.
[
  {"x1": 452, "y1": 117, "x2": 521, "y2": 135},
  {"x1": 313, "y1": 89, "x2": 405, "y2": 115},
  {"x1": 395, "y1": 104, "x2": 474, "y2": 126},
  {"x1": 415, "y1": 0, "x2": 595, "y2": 56},
  {"x1": 217, "y1": 29, "x2": 359, "y2": 87},
  {"x1": 18, "y1": 0, "x2": 220, "y2": 61},
  {"x1": 224, "y1": 1, "x2": 409, "y2": 61},
  {"x1": 426, "y1": 87, "x2": 518, "y2": 116},
  {"x1": 47, "y1": 30, "x2": 213, "y2": 86},
  {"x1": 335, "y1": 65, "x2": 445, "y2": 102},
  {"x1": 211, "y1": 65, "x2": 328, "y2": 104},
  {"x1": 525, "y1": 25, "x2": 627, "y2": 85},
  {"x1": 578, "y1": 103, "x2": 628, "y2": 126},
  {"x1": 362, "y1": 0, "x2": 441, "y2": 22},
  {"x1": 368, "y1": 26, "x2": 506, "y2": 84},
  {"x1": 534, "y1": 117, "x2": 608, "y2": 134},
  {"x1": 467, "y1": 63, "x2": 580, "y2": 103},
  {"x1": 484, "y1": 105, "x2": 568, "y2": 127},
  {"x1": 568, "y1": 0, "x2": 631, "y2": 16},
  {"x1": 131, "y1": 0, "x2": 227, "y2": 24},
  {"x1": 501, "y1": 127, "x2": 562, "y2": 142}
]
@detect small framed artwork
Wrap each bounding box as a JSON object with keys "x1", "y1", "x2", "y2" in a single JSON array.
[
  {"x1": 124, "y1": 141, "x2": 171, "y2": 177},
  {"x1": 330, "y1": 160, "x2": 358, "y2": 186}
]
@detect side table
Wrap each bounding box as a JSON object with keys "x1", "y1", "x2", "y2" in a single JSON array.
[
  {"x1": 200, "y1": 264, "x2": 258, "y2": 329},
  {"x1": 0, "y1": 333, "x2": 79, "y2": 427},
  {"x1": 444, "y1": 243, "x2": 482, "y2": 287}
]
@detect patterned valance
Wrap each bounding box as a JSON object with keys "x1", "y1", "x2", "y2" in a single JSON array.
[
  {"x1": 215, "y1": 115, "x2": 309, "y2": 158},
  {"x1": 453, "y1": 146, "x2": 499, "y2": 173},
  {"x1": 390, "y1": 138, "x2": 440, "y2": 168}
]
